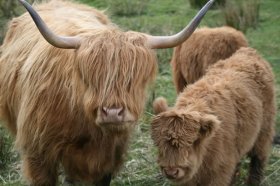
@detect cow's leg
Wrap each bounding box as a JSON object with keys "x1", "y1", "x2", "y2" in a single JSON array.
[
  {"x1": 230, "y1": 162, "x2": 241, "y2": 186},
  {"x1": 247, "y1": 125, "x2": 274, "y2": 185},
  {"x1": 207, "y1": 163, "x2": 236, "y2": 186},
  {"x1": 95, "y1": 174, "x2": 112, "y2": 186},
  {"x1": 62, "y1": 176, "x2": 75, "y2": 186},
  {"x1": 22, "y1": 155, "x2": 58, "y2": 186},
  {"x1": 247, "y1": 154, "x2": 265, "y2": 186}
]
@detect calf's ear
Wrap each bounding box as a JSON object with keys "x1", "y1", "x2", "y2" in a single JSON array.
[
  {"x1": 153, "y1": 97, "x2": 169, "y2": 114},
  {"x1": 199, "y1": 114, "x2": 220, "y2": 140}
]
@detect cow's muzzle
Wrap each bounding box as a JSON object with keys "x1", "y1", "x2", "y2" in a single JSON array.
[
  {"x1": 101, "y1": 107, "x2": 124, "y2": 123},
  {"x1": 161, "y1": 166, "x2": 186, "y2": 181},
  {"x1": 95, "y1": 107, "x2": 136, "y2": 126}
]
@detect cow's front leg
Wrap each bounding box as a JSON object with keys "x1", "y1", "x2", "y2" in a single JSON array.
[
  {"x1": 22, "y1": 155, "x2": 58, "y2": 186},
  {"x1": 62, "y1": 176, "x2": 75, "y2": 186},
  {"x1": 95, "y1": 174, "x2": 112, "y2": 186}
]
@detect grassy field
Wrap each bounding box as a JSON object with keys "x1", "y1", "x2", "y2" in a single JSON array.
[{"x1": 0, "y1": 0, "x2": 280, "y2": 185}]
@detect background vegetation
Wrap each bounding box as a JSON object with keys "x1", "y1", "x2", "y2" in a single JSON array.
[
  {"x1": 189, "y1": 0, "x2": 226, "y2": 8},
  {"x1": 0, "y1": 0, "x2": 279, "y2": 185}
]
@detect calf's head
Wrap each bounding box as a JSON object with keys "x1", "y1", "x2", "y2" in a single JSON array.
[{"x1": 151, "y1": 106, "x2": 220, "y2": 184}]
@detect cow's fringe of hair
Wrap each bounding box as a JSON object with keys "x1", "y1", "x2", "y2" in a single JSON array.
[{"x1": 76, "y1": 30, "x2": 157, "y2": 121}]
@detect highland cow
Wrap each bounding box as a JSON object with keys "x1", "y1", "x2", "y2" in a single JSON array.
[
  {"x1": 0, "y1": 0, "x2": 215, "y2": 185},
  {"x1": 171, "y1": 26, "x2": 248, "y2": 93},
  {"x1": 152, "y1": 47, "x2": 275, "y2": 186}
]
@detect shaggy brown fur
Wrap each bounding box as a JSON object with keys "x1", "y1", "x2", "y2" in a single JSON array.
[
  {"x1": 171, "y1": 26, "x2": 248, "y2": 93},
  {"x1": 0, "y1": 1, "x2": 157, "y2": 185},
  {"x1": 152, "y1": 47, "x2": 275, "y2": 186}
]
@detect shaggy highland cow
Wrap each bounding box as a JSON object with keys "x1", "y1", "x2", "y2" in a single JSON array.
[
  {"x1": 152, "y1": 47, "x2": 275, "y2": 186},
  {"x1": 0, "y1": 0, "x2": 214, "y2": 185},
  {"x1": 171, "y1": 26, "x2": 248, "y2": 93}
]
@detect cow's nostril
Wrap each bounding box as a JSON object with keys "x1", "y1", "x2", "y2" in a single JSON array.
[
  {"x1": 101, "y1": 107, "x2": 108, "y2": 116},
  {"x1": 174, "y1": 169, "x2": 179, "y2": 176},
  {"x1": 117, "y1": 107, "x2": 124, "y2": 116}
]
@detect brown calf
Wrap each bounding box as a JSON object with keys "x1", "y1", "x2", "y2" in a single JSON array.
[{"x1": 152, "y1": 47, "x2": 275, "y2": 186}]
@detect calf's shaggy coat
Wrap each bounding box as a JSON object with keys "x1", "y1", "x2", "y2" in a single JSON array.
[
  {"x1": 152, "y1": 47, "x2": 275, "y2": 186},
  {"x1": 171, "y1": 26, "x2": 248, "y2": 93}
]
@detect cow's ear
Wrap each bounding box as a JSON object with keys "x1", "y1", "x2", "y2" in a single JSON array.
[
  {"x1": 199, "y1": 114, "x2": 220, "y2": 140},
  {"x1": 153, "y1": 97, "x2": 169, "y2": 115}
]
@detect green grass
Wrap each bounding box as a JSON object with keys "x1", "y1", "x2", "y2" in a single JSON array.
[{"x1": 0, "y1": 0, "x2": 280, "y2": 185}]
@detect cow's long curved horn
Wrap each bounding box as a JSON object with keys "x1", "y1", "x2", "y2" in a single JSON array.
[
  {"x1": 18, "y1": 0, "x2": 81, "y2": 49},
  {"x1": 147, "y1": 0, "x2": 215, "y2": 49}
]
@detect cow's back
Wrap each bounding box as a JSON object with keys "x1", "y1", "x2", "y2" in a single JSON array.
[
  {"x1": 207, "y1": 47, "x2": 275, "y2": 157},
  {"x1": 171, "y1": 26, "x2": 248, "y2": 92}
]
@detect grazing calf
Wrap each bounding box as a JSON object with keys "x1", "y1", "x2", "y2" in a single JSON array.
[
  {"x1": 152, "y1": 47, "x2": 275, "y2": 186},
  {"x1": 0, "y1": 0, "x2": 214, "y2": 185},
  {"x1": 171, "y1": 26, "x2": 248, "y2": 93}
]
